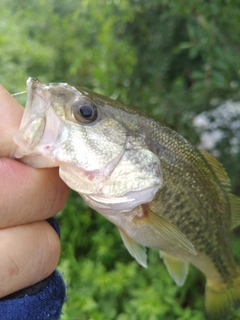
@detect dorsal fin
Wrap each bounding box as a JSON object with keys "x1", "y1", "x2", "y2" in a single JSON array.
[
  {"x1": 229, "y1": 193, "x2": 240, "y2": 230},
  {"x1": 198, "y1": 149, "x2": 231, "y2": 192},
  {"x1": 199, "y1": 149, "x2": 240, "y2": 230}
]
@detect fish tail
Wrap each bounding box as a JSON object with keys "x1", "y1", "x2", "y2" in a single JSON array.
[{"x1": 205, "y1": 273, "x2": 240, "y2": 320}]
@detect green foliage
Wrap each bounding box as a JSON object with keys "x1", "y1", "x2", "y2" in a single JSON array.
[
  {"x1": 1, "y1": 0, "x2": 240, "y2": 319},
  {"x1": 125, "y1": 0, "x2": 240, "y2": 139}
]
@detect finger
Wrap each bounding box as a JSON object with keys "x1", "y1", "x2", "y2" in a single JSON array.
[
  {"x1": 0, "y1": 84, "x2": 24, "y2": 157},
  {"x1": 0, "y1": 158, "x2": 69, "y2": 228},
  {"x1": 0, "y1": 221, "x2": 61, "y2": 298}
]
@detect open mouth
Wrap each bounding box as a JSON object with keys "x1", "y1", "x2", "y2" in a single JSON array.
[{"x1": 13, "y1": 78, "x2": 63, "y2": 167}]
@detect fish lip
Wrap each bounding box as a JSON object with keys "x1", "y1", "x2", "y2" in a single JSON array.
[
  {"x1": 27, "y1": 77, "x2": 48, "y2": 94},
  {"x1": 27, "y1": 76, "x2": 40, "y2": 85},
  {"x1": 26, "y1": 77, "x2": 49, "y2": 104}
]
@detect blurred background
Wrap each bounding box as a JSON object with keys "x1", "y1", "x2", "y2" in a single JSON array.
[{"x1": 1, "y1": 0, "x2": 240, "y2": 319}]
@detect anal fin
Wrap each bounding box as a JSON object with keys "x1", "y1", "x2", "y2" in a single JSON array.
[
  {"x1": 160, "y1": 251, "x2": 188, "y2": 286},
  {"x1": 118, "y1": 228, "x2": 148, "y2": 268}
]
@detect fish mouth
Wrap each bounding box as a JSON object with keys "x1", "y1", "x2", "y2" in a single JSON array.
[
  {"x1": 13, "y1": 77, "x2": 63, "y2": 166},
  {"x1": 23, "y1": 77, "x2": 49, "y2": 130},
  {"x1": 13, "y1": 78, "x2": 49, "y2": 154}
]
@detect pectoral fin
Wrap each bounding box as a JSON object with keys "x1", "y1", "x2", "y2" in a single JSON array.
[
  {"x1": 147, "y1": 208, "x2": 196, "y2": 255},
  {"x1": 160, "y1": 251, "x2": 188, "y2": 286},
  {"x1": 118, "y1": 228, "x2": 148, "y2": 268}
]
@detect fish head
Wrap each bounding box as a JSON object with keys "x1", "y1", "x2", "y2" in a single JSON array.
[
  {"x1": 14, "y1": 78, "x2": 161, "y2": 212},
  {"x1": 14, "y1": 77, "x2": 126, "y2": 168}
]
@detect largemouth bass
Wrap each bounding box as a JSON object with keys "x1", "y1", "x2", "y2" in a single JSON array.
[{"x1": 13, "y1": 78, "x2": 240, "y2": 320}]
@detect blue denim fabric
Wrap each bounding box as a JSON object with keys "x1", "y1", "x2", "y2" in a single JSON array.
[{"x1": 0, "y1": 218, "x2": 66, "y2": 320}]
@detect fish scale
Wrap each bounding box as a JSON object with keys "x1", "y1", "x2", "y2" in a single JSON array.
[{"x1": 156, "y1": 155, "x2": 235, "y2": 283}]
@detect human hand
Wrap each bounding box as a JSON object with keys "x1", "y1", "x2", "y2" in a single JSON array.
[{"x1": 0, "y1": 84, "x2": 69, "y2": 299}]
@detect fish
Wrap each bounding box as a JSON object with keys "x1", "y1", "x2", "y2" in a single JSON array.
[{"x1": 13, "y1": 77, "x2": 240, "y2": 320}]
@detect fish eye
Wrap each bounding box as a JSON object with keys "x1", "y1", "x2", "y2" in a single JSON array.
[{"x1": 72, "y1": 98, "x2": 98, "y2": 124}]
